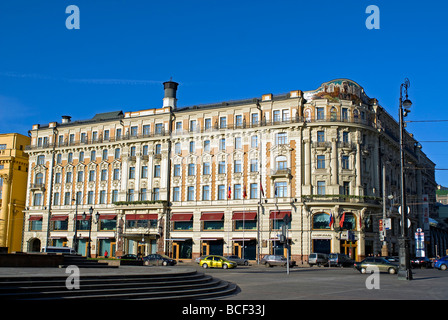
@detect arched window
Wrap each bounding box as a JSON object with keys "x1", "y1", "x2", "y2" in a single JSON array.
[
  {"x1": 35, "y1": 173, "x2": 43, "y2": 185},
  {"x1": 304, "y1": 108, "x2": 311, "y2": 122},
  {"x1": 313, "y1": 212, "x2": 330, "y2": 229},
  {"x1": 340, "y1": 213, "x2": 356, "y2": 230},
  {"x1": 330, "y1": 107, "x2": 337, "y2": 121}
]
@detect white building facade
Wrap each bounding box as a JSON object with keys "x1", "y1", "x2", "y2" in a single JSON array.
[{"x1": 22, "y1": 79, "x2": 437, "y2": 264}]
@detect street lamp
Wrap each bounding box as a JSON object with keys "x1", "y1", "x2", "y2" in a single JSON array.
[
  {"x1": 83, "y1": 206, "x2": 100, "y2": 258},
  {"x1": 398, "y1": 78, "x2": 413, "y2": 280}
]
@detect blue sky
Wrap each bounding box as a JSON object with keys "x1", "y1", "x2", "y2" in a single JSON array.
[{"x1": 1, "y1": 0, "x2": 447, "y2": 185}]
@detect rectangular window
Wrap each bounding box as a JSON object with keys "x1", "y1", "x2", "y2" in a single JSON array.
[
  {"x1": 218, "y1": 185, "x2": 225, "y2": 200},
  {"x1": 173, "y1": 187, "x2": 180, "y2": 202},
  {"x1": 317, "y1": 181, "x2": 326, "y2": 195},
  {"x1": 219, "y1": 116, "x2": 226, "y2": 129},
  {"x1": 114, "y1": 148, "x2": 120, "y2": 159},
  {"x1": 154, "y1": 165, "x2": 161, "y2": 177},
  {"x1": 317, "y1": 131, "x2": 325, "y2": 142},
  {"x1": 218, "y1": 161, "x2": 226, "y2": 174},
  {"x1": 152, "y1": 188, "x2": 159, "y2": 201},
  {"x1": 143, "y1": 125, "x2": 150, "y2": 136},
  {"x1": 273, "y1": 110, "x2": 280, "y2": 122},
  {"x1": 316, "y1": 107, "x2": 325, "y2": 120},
  {"x1": 204, "y1": 140, "x2": 210, "y2": 153},
  {"x1": 202, "y1": 185, "x2": 210, "y2": 201},
  {"x1": 187, "y1": 186, "x2": 194, "y2": 201},
  {"x1": 251, "y1": 113, "x2": 259, "y2": 125},
  {"x1": 101, "y1": 169, "x2": 108, "y2": 181},
  {"x1": 234, "y1": 184, "x2": 241, "y2": 200},
  {"x1": 342, "y1": 155, "x2": 350, "y2": 169},
  {"x1": 99, "y1": 190, "x2": 106, "y2": 204},
  {"x1": 55, "y1": 172, "x2": 61, "y2": 184},
  {"x1": 276, "y1": 133, "x2": 287, "y2": 145},
  {"x1": 104, "y1": 130, "x2": 110, "y2": 141},
  {"x1": 53, "y1": 192, "x2": 60, "y2": 206},
  {"x1": 189, "y1": 120, "x2": 197, "y2": 132},
  {"x1": 64, "y1": 192, "x2": 71, "y2": 205},
  {"x1": 87, "y1": 191, "x2": 94, "y2": 204},
  {"x1": 250, "y1": 159, "x2": 258, "y2": 172},
  {"x1": 127, "y1": 189, "x2": 135, "y2": 202},
  {"x1": 77, "y1": 171, "x2": 84, "y2": 182},
  {"x1": 204, "y1": 118, "x2": 211, "y2": 130},
  {"x1": 274, "y1": 182, "x2": 287, "y2": 198},
  {"x1": 140, "y1": 188, "x2": 147, "y2": 201},
  {"x1": 250, "y1": 183, "x2": 258, "y2": 199},
  {"x1": 317, "y1": 155, "x2": 325, "y2": 169},
  {"x1": 234, "y1": 160, "x2": 242, "y2": 173},
  {"x1": 113, "y1": 168, "x2": 120, "y2": 180},
  {"x1": 203, "y1": 162, "x2": 210, "y2": 175},
  {"x1": 174, "y1": 164, "x2": 181, "y2": 177},
  {"x1": 129, "y1": 167, "x2": 136, "y2": 179},
  {"x1": 234, "y1": 137, "x2": 242, "y2": 149},
  {"x1": 111, "y1": 190, "x2": 118, "y2": 203},
  {"x1": 141, "y1": 166, "x2": 148, "y2": 178},
  {"x1": 235, "y1": 115, "x2": 243, "y2": 127},
  {"x1": 188, "y1": 163, "x2": 195, "y2": 176}
]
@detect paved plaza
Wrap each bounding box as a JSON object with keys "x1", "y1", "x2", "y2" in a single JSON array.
[{"x1": 1, "y1": 263, "x2": 447, "y2": 300}]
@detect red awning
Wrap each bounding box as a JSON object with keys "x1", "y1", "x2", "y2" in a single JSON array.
[
  {"x1": 171, "y1": 213, "x2": 193, "y2": 221},
  {"x1": 50, "y1": 215, "x2": 68, "y2": 221},
  {"x1": 76, "y1": 214, "x2": 91, "y2": 220},
  {"x1": 29, "y1": 215, "x2": 43, "y2": 221},
  {"x1": 126, "y1": 214, "x2": 158, "y2": 220},
  {"x1": 200, "y1": 212, "x2": 224, "y2": 221},
  {"x1": 269, "y1": 210, "x2": 291, "y2": 220},
  {"x1": 232, "y1": 211, "x2": 257, "y2": 220},
  {"x1": 98, "y1": 214, "x2": 117, "y2": 220}
]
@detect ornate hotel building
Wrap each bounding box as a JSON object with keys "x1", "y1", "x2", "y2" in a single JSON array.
[{"x1": 22, "y1": 79, "x2": 437, "y2": 263}]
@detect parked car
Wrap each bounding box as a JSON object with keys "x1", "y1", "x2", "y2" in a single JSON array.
[
  {"x1": 143, "y1": 254, "x2": 177, "y2": 266},
  {"x1": 328, "y1": 253, "x2": 354, "y2": 267},
  {"x1": 434, "y1": 256, "x2": 448, "y2": 270},
  {"x1": 411, "y1": 257, "x2": 432, "y2": 269},
  {"x1": 384, "y1": 256, "x2": 400, "y2": 263},
  {"x1": 42, "y1": 246, "x2": 77, "y2": 255},
  {"x1": 260, "y1": 255, "x2": 296, "y2": 267},
  {"x1": 118, "y1": 254, "x2": 140, "y2": 260},
  {"x1": 199, "y1": 255, "x2": 237, "y2": 269},
  {"x1": 224, "y1": 255, "x2": 249, "y2": 266},
  {"x1": 309, "y1": 253, "x2": 328, "y2": 267},
  {"x1": 354, "y1": 257, "x2": 398, "y2": 274}
]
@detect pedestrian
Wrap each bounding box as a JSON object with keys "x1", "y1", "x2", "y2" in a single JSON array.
[{"x1": 104, "y1": 250, "x2": 108, "y2": 258}]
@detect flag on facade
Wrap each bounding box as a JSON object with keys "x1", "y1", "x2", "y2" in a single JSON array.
[
  {"x1": 329, "y1": 213, "x2": 334, "y2": 228},
  {"x1": 339, "y1": 212, "x2": 346, "y2": 228},
  {"x1": 228, "y1": 186, "x2": 231, "y2": 199},
  {"x1": 243, "y1": 184, "x2": 247, "y2": 199},
  {"x1": 260, "y1": 182, "x2": 264, "y2": 197}
]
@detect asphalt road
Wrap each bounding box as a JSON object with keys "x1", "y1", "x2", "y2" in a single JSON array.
[{"x1": 186, "y1": 263, "x2": 448, "y2": 300}]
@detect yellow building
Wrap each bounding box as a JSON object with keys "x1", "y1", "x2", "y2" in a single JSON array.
[{"x1": 0, "y1": 133, "x2": 30, "y2": 253}]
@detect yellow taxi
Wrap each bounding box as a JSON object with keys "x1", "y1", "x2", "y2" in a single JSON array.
[{"x1": 199, "y1": 255, "x2": 237, "y2": 269}]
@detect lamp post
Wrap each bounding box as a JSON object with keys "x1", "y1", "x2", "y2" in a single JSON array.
[
  {"x1": 398, "y1": 78, "x2": 413, "y2": 280},
  {"x1": 83, "y1": 206, "x2": 99, "y2": 258},
  {"x1": 72, "y1": 194, "x2": 79, "y2": 253}
]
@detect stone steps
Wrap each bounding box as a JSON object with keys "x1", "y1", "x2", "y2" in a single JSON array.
[{"x1": 0, "y1": 270, "x2": 238, "y2": 300}]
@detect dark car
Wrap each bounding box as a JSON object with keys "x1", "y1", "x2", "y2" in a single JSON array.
[
  {"x1": 354, "y1": 257, "x2": 398, "y2": 274},
  {"x1": 411, "y1": 257, "x2": 432, "y2": 269},
  {"x1": 119, "y1": 254, "x2": 140, "y2": 260},
  {"x1": 260, "y1": 255, "x2": 296, "y2": 267},
  {"x1": 224, "y1": 255, "x2": 249, "y2": 266},
  {"x1": 328, "y1": 253, "x2": 354, "y2": 267},
  {"x1": 143, "y1": 254, "x2": 177, "y2": 266}
]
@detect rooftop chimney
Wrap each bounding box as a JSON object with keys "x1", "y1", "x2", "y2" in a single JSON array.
[
  {"x1": 163, "y1": 80, "x2": 179, "y2": 109},
  {"x1": 61, "y1": 115, "x2": 72, "y2": 124}
]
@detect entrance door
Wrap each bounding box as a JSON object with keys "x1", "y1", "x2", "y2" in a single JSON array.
[
  {"x1": 341, "y1": 241, "x2": 357, "y2": 260},
  {"x1": 233, "y1": 243, "x2": 241, "y2": 257},
  {"x1": 202, "y1": 242, "x2": 209, "y2": 256},
  {"x1": 172, "y1": 243, "x2": 180, "y2": 260}
]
